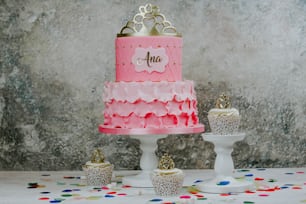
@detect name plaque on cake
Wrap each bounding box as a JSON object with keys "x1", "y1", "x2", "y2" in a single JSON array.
[{"x1": 132, "y1": 47, "x2": 169, "y2": 73}]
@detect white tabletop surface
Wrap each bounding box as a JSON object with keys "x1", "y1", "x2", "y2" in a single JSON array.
[{"x1": 1, "y1": 168, "x2": 306, "y2": 204}]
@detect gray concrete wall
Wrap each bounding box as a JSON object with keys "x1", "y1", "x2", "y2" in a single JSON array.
[{"x1": 1, "y1": 0, "x2": 306, "y2": 170}]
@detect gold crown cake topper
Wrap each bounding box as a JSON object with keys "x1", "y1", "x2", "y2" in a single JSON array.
[
  {"x1": 91, "y1": 149, "x2": 105, "y2": 163},
  {"x1": 118, "y1": 4, "x2": 181, "y2": 37},
  {"x1": 216, "y1": 94, "x2": 231, "y2": 109},
  {"x1": 158, "y1": 153, "x2": 175, "y2": 170}
]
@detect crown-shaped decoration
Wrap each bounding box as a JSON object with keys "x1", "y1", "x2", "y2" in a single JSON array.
[
  {"x1": 91, "y1": 149, "x2": 105, "y2": 163},
  {"x1": 158, "y1": 153, "x2": 175, "y2": 170},
  {"x1": 118, "y1": 4, "x2": 181, "y2": 37},
  {"x1": 215, "y1": 94, "x2": 231, "y2": 109}
]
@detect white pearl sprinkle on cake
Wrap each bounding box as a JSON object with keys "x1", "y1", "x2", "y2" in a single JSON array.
[
  {"x1": 151, "y1": 154, "x2": 184, "y2": 196},
  {"x1": 208, "y1": 94, "x2": 241, "y2": 135},
  {"x1": 82, "y1": 149, "x2": 114, "y2": 186}
]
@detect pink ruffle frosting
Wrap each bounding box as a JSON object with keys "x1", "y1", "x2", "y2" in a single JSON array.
[{"x1": 102, "y1": 81, "x2": 202, "y2": 130}]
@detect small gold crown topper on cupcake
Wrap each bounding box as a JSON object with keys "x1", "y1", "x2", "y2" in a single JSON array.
[
  {"x1": 215, "y1": 94, "x2": 231, "y2": 109},
  {"x1": 118, "y1": 4, "x2": 181, "y2": 37},
  {"x1": 91, "y1": 149, "x2": 105, "y2": 163},
  {"x1": 158, "y1": 153, "x2": 175, "y2": 170}
]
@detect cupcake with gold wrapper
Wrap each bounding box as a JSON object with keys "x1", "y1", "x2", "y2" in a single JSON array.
[
  {"x1": 82, "y1": 149, "x2": 114, "y2": 186},
  {"x1": 208, "y1": 94, "x2": 241, "y2": 135},
  {"x1": 151, "y1": 153, "x2": 184, "y2": 196}
]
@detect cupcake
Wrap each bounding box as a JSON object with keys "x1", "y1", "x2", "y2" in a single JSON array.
[
  {"x1": 83, "y1": 149, "x2": 114, "y2": 186},
  {"x1": 151, "y1": 153, "x2": 184, "y2": 196},
  {"x1": 208, "y1": 94, "x2": 240, "y2": 135}
]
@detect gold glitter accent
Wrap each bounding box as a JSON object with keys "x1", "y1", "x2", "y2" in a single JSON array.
[
  {"x1": 158, "y1": 153, "x2": 175, "y2": 170},
  {"x1": 91, "y1": 149, "x2": 105, "y2": 163},
  {"x1": 118, "y1": 4, "x2": 181, "y2": 37},
  {"x1": 215, "y1": 94, "x2": 231, "y2": 109}
]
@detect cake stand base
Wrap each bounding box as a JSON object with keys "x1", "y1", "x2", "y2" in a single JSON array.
[
  {"x1": 122, "y1": 134, "x2": 166, "y2": 188},
  {"x1": 197, "y1": 133, "x2": 254, "y2": 193},
  {"x1": 196, "y1": 176, "x2": 254, "y2": 194}
]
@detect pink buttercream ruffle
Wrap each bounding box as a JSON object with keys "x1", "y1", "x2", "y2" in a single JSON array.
[
  {"x1": 103, "y1": 81, "x2": 196, "y2": 103},
  {"x1": 102, "y1": 80, "x2": 202, "y2": 131}
]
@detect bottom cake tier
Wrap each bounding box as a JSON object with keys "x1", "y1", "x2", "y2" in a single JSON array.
[{"x1": 100, "y1": 80, "x2": 204, "y2": 134}]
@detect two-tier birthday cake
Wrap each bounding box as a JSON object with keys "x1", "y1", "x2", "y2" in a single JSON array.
[{"x1": 99, "y1": 4, "x2": 204, "y2": 135}]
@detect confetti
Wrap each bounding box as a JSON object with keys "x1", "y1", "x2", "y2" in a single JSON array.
[
  {"x1": 49, "y1": 198, "x2": 64, "y2": 203},
  {"x1": 106, "y1": 191, "x2": 117, "y2": 194},
  {"x1": 180, "y1": 195, "x2": 191, "y2": 199},
  {"x1": 245, "y1": 174, "x2": 254, "y2": 177},
  {"x1": 61, "y1": 194, "x2": 73, "y2": 197},
  {"x1": 238, "y1": 169, "x2": 250, "y2": 172},
  {"x1": 197, "y1": 197, "x2": 207, "y2": 200},
  {"x1": 245, "y1": 190, "x2": 256, "y2": 194},
  {"x1": 105, "y1": 194, "x2": 115, "y2": 198},
  {"x1": 258, "y1": 194, "x2": 269, "y2": 197},
  {"x1": 86, "y1": 196, "x2": 102, "y2": 200},
  {"x1": 101, "y1": 186, "x2": 109, "y2": 190},
  {"x1": 150, "y1": 198, "x2": 163, "y2": 202},
  {"x1": 254, "y1": 177, "x2": 264, "y2": 181},
  {"x1": 39, "y1": 197, "x2": 50, "y2": 200},
  {"x1": 63, "y1": 176, "x2": 76, "y2": 179},
  {"x1": 49, "y1": 200, "x2": 61, "y2": 203},
  {"x1": 285, "y1": 172, "x2": 294, "y2": 175},
  {"x1": 243, "y1": 201, "x2": 255, "y2": 204},
  {"x1": 40, "y1": 192, "x2": 51, "y2": 194},
  {"x1": 217, "y1": 181, "x2": 230, "y2": 186},
  {"x1": 292, "y1": 186, "x2": 302, "y2": 190},
  {"x1": 57, "y1": 182, "x2": 66, "y2": 185},
  {"x1": 27, "y1": 182, "x2": 45, "y2": 189},
  {"x1": 256, "y1": 168, "x2": 266, "y2": 171},
  {"x1": 62, "y1": 189, "x2": 72, "y2": 192},
  {"x1": 280, "y1": 186, "x2": 289, "y2": 189},
  {"x1": 220, "y1": 193, "x2": 231, "y2": 196},
  {"x1": 194, "y1": 179, "x2": 203, "y2": 183},
  {"x1": 268, "y1": 179, "x2": 277, "y2": 182},
  {"x1": 195, "y1": 194, "x2": 204, "y2": 198}
]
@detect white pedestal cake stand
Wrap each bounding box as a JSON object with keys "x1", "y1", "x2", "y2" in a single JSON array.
[
  {"x1": 122, "y1": 134, "x2": 166, "y2": 187},
  {"x1": 99, "y1": 125, "x2": 204, "y2": 187},
  {"x1": 197, "y1": 133, "x2": 254, "y2": 193}
]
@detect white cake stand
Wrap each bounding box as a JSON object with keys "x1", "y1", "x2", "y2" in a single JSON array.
[
  {"x1": 197, "y1": 133, "x2": 254, "y2": 193},
  {"x1": 100, "y1": 125, "x2": 204, "y2": 187},
  {"x1": 122, "y1": 134, "x2": 166, "y2": 187}
]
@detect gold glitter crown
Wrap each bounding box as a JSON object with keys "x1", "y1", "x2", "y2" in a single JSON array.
[
  {"x1": 158, "y1": 153, "x2": 175, "y2": 170},
  {"x1": 118, "y1": 4, "x2": 181, "y2": 37},
  {"x1": 216, "y1": 94, "x2": 231, "y2": 109},
  {"x1": 91, "y1": 149, "x2": 105, "y2": 163}
]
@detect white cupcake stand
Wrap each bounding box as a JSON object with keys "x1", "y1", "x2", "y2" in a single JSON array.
[{"x1": 197, "y1": 133, "x2": 254, "y2": 193}]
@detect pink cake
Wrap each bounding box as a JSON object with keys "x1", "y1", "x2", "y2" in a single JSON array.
[{"x1": 99, "y1": 4, "x2": 204, "y2": 135}]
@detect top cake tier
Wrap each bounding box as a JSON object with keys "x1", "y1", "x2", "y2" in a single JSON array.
[
  {"x1": 116, "y1": 36, "x2": 182, "y2": 82},
  {"x1": 115, "y1": 4, "x2": 182, "y2": 82}
]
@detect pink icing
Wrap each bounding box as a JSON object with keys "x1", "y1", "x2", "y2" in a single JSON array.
[
  {"x1": 99, "y1": 125, "x2": 205, "y2": 135},
  {"x1": 102, "y1": 81, "x2": 202, "y2": 129},
  {"x1": 103, "y1": 81, "x2": 196, "y2": 103},
  {"x1": 116, "y1": 36, "x2": 182, "y2": 82}
]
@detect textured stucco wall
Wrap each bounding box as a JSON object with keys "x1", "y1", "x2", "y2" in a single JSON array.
[{"x1": 0, "y1": 0, "x2": 306, "y2": 170}]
